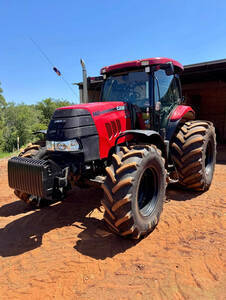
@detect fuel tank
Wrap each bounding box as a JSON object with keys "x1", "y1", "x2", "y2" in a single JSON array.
[{"x1": 47, "y1": 102, "x2": 131, "y2": 160}]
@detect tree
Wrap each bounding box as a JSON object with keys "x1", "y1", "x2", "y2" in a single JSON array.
[
  {"x1": 36, "y1": 98, "x2": 72, "y2": 126},
  {"x1": 0, "y1": 81, "x2": 6, "y2": 108},
  {"x1": 3, "y1": 103, "x2": 41, "y2": 152},
  {"x1": 0, "y1": 82, "x2": 6, "y2": 151},
  {"x1": 0, "y1": 94, "x2": 72, "y2": 152}
]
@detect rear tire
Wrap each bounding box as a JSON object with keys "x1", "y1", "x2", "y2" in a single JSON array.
[
  {"x1": 102, "y1": 145, "x2": 166, "y2": 239},
  {"x1": 171, "y1": 120, "x2": 216, "y2": 191}
]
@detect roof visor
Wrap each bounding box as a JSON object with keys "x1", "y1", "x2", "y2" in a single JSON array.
[{"x1": 100, "y1": 57, "x2": 184, "y2": 74}]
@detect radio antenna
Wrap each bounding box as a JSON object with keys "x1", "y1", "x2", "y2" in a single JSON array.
[{"x1": 29, "y1": 37, "x2": 78, "y2": 100}]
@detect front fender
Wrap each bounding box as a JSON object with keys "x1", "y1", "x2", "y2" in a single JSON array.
[{"x1": 115, "y1": 129, "x2": 167, "y2": 163}]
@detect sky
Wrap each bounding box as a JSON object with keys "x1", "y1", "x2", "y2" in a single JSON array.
[{"x1": 0, "y1": 0, "x2": 226, "y2": 105}]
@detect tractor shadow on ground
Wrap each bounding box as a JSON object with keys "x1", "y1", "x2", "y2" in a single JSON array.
[
  {"x1": 0, "y1": 184, "x2": 201, "y2": 259},
  {"x1": 74, "y1": 186, "x2": 205, "y2": 260},
  {"x1": 166, "y1": 185, "x2": 203, "y2": 202},
  {"x1": 74, "y1": 218, "x2": 139, "y2": 260},
  {"x1": 0, "y1": 187, "x2": 138, "y2": 258},
  {"x1": 0, "y1": 200, "x2": 31, "y2": 217},
  {"x1": 216, "y1": 145, "x2": 226, "y2": 165}
]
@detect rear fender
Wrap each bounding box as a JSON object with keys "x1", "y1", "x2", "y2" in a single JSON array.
[{"x1": 166, "y1": 105, "x2": 195, "y2": 141}]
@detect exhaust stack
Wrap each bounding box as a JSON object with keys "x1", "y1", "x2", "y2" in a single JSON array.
[{"x1": 80, "y1": 59, "x2": 88, "y2": 103}]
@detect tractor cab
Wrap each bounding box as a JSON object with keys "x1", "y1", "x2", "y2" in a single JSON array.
[{"x1": 100, "y1": 58, "x2": 183, "y2": 133}]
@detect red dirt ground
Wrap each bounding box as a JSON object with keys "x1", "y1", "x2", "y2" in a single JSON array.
[{"x1": 0, "y1": 153, "x2": 225, "y2": 299}]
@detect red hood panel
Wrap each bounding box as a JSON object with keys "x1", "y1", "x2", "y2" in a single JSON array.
[
  {"x1": 57, "y1": 101, "x2": 125, "y2": 117},
  {"x1": 56, "y1": 101, "x2": 131, "y2": 159}
]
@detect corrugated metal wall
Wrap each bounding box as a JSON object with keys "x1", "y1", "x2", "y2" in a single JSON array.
[{"x1": 183, "y1": 80, "x2": 226, "y2": 143}]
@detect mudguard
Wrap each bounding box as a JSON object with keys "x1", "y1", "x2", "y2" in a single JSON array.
[
  {"x1": 115, "y1": 129, "x2": 167, "y2": 162},
  {"x1": 166, "y1": 105, "x2": 195, "y2": 141}
]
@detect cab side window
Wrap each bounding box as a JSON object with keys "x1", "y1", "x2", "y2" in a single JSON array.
[
  {"x1": 154, "y1": 69, "x2": 181, "y2": 128},
  {"x1": 154, "y1": 69, "x2": 180, "y2": 105},
  {"x1": 173, "y1": 76, "x2": 181, "y2": 101}
]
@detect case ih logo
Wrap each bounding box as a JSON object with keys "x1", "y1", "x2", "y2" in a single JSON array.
[
  {"x1": 93, "y1": 106, "x2": 125, "y2": 116},
  {"x1": 116, "y1": 105, "x2": 125, "y2": 111}
]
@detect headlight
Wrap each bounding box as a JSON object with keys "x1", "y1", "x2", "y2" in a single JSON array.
[
  {"x1": 46, "y1": 139, "x2": 80, "y2": 152},
  {"x1": 46, "y1": 140, "x2": 54, "y2": 151}
]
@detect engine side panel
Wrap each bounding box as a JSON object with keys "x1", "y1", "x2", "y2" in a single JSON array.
[{"x1": 92, "y1": 104, "x2": 131, "y2": 158}]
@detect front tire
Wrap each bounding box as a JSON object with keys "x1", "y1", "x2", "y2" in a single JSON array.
[{"x1": 102, "y1": 145, "x2": 166, "y2": 239}]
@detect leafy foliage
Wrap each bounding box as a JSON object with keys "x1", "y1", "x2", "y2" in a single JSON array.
[
  {"x1": 0, "y1": 82, "x2": 6, "y2": 108},
  {"x1": 36, "y1": 98, "x2": 71, "y2": 126},
  {"x1": 0, "y1": 82, "x2": 7, "y2": 151},
  {"x1": 0, "y1": 82, "x2": 73, "y2": 152}
]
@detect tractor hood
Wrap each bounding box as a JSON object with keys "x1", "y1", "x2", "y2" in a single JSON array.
[
  {"x1": 56, "y1": 101, "x2": 126, "y2": 118},
  {"x1": 47, "y1": 101, "x2": 131, "y2": 159}
]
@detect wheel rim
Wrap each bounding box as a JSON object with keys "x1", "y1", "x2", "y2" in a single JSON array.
[
  {"x1": 137, "y1": 167, "x2": 158, "y2": 217},
  {"x1": 205, "y1": 140, "x2": 214, "y2": 176}
]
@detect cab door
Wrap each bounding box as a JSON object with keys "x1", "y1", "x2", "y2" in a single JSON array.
[{"x1": 154, "y1": 69, "x2": 181, "y2": 132}]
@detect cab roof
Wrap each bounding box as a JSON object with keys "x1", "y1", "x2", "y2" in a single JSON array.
[{"x1": 100, "y1": 57, "x2": 184, "y2": 74}]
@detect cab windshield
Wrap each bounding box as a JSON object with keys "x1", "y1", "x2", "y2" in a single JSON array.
[{"x1": 102, "y1": 71, "x2": 150, "y2": 108}]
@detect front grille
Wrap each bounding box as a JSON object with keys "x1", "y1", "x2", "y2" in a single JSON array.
[
  {"x1": 105, "y1": 122, "x2": 112, "y2": 139},
  {"x1": 116, "y1": 119, "x2": 121, "y2": 132},
  {"x1": 111, "y1": 121, "x2": 117, "y2": 136},
  {"x1": 8, "y1": 157, "x2": 60, "y2": 198},
  {"x1": 47, "y1": 108, "x2": 97, "y2": 141}
]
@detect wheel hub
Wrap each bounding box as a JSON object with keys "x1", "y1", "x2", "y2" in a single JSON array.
[{"x1": 138, "y1": 167, "x2": 158, "y2": 217}]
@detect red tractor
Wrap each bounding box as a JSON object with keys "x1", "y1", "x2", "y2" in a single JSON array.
[{"x1": 8, "y1": 57, "x2": 216, "y2": 239}]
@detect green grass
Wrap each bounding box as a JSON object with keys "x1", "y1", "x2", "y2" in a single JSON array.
[{"x1": 0, "y1": 151, "x2": 19, "y2": 159}]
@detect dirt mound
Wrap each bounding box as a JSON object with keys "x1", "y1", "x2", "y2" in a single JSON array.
[{"x1": 0, "y1": 158, "x2": 225, "y2": 299}]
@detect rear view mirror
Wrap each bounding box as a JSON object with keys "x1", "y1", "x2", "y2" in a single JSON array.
[
  {"x1": 151, "y1": 62, "x2": 175, "y2": 76},
  {"x1": 162, "y1": 62, "x2": 175, "y2": 76}
]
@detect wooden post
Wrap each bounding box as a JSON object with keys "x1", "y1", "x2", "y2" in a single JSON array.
[{"x1": 17, "y1": 136, "x2": 20, "y2": 151}]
